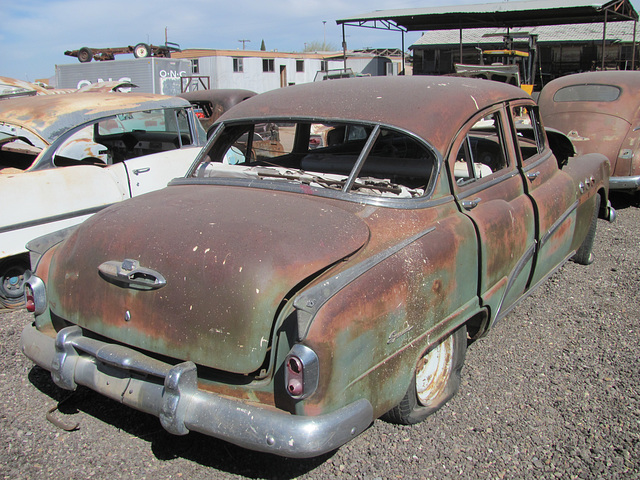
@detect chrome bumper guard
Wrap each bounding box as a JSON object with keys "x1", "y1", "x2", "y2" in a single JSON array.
[
  {"x1": 21, "y1": 324, "x2": 374, "y2": 458},
  {"x1": 609, "y1": 175, "x2": 640, "y2": 191}
]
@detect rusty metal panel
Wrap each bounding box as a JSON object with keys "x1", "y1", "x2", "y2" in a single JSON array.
[
  {"x1": 0, "y1": 92, "x2": 189, "y2": 144},
  {"x1": 46, "y1": 184, "x2": 370, "y2": 374},
  {"x1": 539, "y1": 71, "x2": 640, "y2": 176},
  {"x1": 219, "y1": 76, "x2": 530, "y2": 156}
]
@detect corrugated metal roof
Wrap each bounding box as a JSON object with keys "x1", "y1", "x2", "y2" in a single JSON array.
[
  {"x1": 410, "y1": 21, "x2": 637, "y2": 47},
  {"x1": 337, "y1": 0, "x2": 637, "y2": 30}
]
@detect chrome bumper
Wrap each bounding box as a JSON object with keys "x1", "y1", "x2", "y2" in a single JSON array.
[
  {"x1": 21, "y1": 324, "x2": 373, "y2": 458},
  {"x1": 609, "y1": 175, "x2": 640, "y2": 191}
]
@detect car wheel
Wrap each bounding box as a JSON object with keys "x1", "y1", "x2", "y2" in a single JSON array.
[
  {"x1": 78, "y1": 47, "x2": 93, "y2": 63},
  {"x1": 133, "y1": 43, "x2": 151, "y2": 58},
  {"x1": 0, "y1": 256, "x2": 30, "y2": 309},
  {"x1": 573, "y1": 194, "x2": 600, "y2": 265},
  {"x1": 384, "y1": 325, "x2": 467, "y2": 425}
]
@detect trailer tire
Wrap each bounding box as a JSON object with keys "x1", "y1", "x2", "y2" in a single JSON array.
[
  {"x1": 133, "y1": 43, "x2": 151, "y2": 58},
  {"x1": 78, "y1": 47, "x2": 93, "y2": 63}
]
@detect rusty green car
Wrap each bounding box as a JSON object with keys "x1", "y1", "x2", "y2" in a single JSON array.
[{"x1": 21, "y1": 76, "x2": 615, "y2": 458}]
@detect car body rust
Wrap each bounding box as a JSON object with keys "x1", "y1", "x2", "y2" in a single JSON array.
[
  {"x1": 539, "y1": 70, "x2": 640, "y2": 192},
  {"x1": 21, "y1": 76, "x2": 615, "y2": 458}
]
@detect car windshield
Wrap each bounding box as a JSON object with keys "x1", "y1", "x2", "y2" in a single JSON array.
[{"x1": 191, "y1": 120, "x2": 437, "y2": 198}]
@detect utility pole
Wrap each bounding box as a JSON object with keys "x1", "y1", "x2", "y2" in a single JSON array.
[
  {"x1": 238, "y1": 39, "x2": 251, "y2": 50},
  {"x1": 323, "y1": 21, "x2": 327, "y2": 47}
]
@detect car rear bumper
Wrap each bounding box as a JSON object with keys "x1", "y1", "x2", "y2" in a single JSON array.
[
  {"x1": 21, "y1": 323, "x2": 373, "y2": 458},
  {"x1": 609, "y1": 175, "x2": 640, "y2": 191}
]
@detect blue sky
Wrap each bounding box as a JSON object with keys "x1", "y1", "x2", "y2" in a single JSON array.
[{"x1": 2, "y1": 0, "x2": 639, "y2": 83}]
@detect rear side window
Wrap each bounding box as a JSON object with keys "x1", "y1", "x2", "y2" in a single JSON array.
[
  {"x1": 194, "y1": 121, "x2": 437, "y2": 198},
  {"x1": 553, "y1": 84, "x2": 621, "y2": 102}
]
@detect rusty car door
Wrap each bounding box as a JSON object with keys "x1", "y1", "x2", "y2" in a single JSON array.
[
  {"x1": 449, "y1": 107, "x2": 537, "y2": 324},
  {"x1": 508, "y1": 103, "x2": 579, "y2": 290}
]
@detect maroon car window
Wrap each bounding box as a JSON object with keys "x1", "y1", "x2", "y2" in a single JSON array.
[{"x1": 553, "y1": 84, "x2": 621, "y2": 102}]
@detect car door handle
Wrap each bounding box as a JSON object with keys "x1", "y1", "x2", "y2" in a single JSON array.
[
  {"x1": 98, "y1": 259, "x2": 166, "y2": 290},
  {"x1": 527, "y1": 171, "x2": 540, "y2": 181},
  {"x1": 461, "y1": 197, "x2": 482, "y2": 210},
  {"x1": 133, "y1": 167, "x2": 150, "y2": 175}
]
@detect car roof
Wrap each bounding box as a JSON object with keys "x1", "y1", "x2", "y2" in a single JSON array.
[
  {"x1": 217, "y1": 76, "x2": 531, "y2": 154},
  {"x1": 0, "y1": 91, "x2": 191, "y2": 144},
  {"x1": 539, "y1": 71, "x2": 640, "y2": 121},
  {"x1": 178, "y1": 89, "x2": 257, "y2": 106}
]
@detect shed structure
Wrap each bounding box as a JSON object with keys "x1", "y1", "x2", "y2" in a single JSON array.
[{"x1": 337, "y1": 0, "x2": 638, "y2": 86}]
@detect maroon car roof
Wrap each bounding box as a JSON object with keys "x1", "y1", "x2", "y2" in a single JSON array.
[{"x1": 539, "y1": 71, "x2": 640, "y2": 123}]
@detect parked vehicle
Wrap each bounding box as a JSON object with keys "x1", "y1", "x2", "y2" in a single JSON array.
[
  {"x1": 64, "y1": 42, "x2": 181, "y2": 63},
  {"x1": 21, "y1": 76, "x2": 615, "y2": 458},
  {"x1": 539, "y1": 71, "x2": 640, "y2": 192},
  {"x1": 178, "y1": 89, "x2": 257, "y2": 132},
  {"x1": 0, "y1": 92, "x2": 205, "y2": 307}
]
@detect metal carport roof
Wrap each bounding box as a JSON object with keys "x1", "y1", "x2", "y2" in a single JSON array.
[
  {"x1": 336, "y1": 0, "x2": 638, "y2": 73},
  {"x1": 336, "y1": 0, "x2": 638, "y2": 32}
]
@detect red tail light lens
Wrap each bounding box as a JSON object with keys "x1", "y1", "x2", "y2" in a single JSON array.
[{"x1": 25, "y1": 284, "x2": 35, "y2": 313}]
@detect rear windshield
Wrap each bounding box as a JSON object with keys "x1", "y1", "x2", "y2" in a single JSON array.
[
  {"x1": 192, "y1": 121, "x2": 437, "y2": 198},
  {"x1": 553, "y1": 84, "x2": 621, "y2": 102}
]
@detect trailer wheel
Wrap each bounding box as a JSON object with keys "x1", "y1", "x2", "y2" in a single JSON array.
[
  {"x1": 133, "y1": 43, "x2": 151, "y2": 58},
  {"x1": 78, "y1": 47, "x2": 93, "y2": 63}
]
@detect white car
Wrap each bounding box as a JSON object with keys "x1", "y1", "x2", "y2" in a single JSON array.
[{"x1": 0, "y1": 92, "x2": 205, "y2": 307}]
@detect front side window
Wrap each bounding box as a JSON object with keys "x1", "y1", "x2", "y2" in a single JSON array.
[
  {"x1": 553, "y1": 84, "x2": 621, "y2": 102},
  {"x1": 453, "y1": 111, "x2": 508, "y2": 187},
  {"x1": 193, "y1": 120, "x2": 437, "y2": 198}
]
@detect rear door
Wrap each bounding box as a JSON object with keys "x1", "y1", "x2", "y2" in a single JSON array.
[
  {"x1": 449, "y1": 106, "x2": 536, "y2": 324},
  {"x1": 509, "y1": 102, "x2": 578, "y2": 289}
]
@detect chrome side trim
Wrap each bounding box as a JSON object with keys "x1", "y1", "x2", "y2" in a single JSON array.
[
  {"x1": 21, "y1": 325, "x2": 373, "y2": 458},
  {"x1": 293, "y1": 226, "x2": 436, "y2": 340},
  {"x1": 0, "y1": 205, "x2": 110, "y2": 234}
]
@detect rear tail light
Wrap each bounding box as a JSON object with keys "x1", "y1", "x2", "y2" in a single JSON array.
[
  {"x1": 284, "y1": 344, "x2": 319, "y2": 400},
  {"x1": 24, "y1": 275, "x2": 47, "y2": 315},
  {"x1": 25, "y1": 284, "x2": 35, "y2": 313}
]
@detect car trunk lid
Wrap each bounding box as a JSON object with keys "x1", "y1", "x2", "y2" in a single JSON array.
[{"x1": 46, "y1": 184, "x2": 370, "y2": 374}]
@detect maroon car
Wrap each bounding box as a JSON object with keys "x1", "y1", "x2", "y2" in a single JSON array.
[
  {"x1": 21, "y1": 76, "x2": 615, "y2": 458},
  {"x1": 539, "y1": 70, "x2": 640, "y2": 192}
]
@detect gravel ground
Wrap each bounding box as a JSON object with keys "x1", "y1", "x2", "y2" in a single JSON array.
[{"x1": 0, "y1": 194, "x2": 638, "y2": 480}]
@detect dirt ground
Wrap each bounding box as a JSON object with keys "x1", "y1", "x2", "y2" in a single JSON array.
[{"x1": 1, "y1": 193, "x2": 638, "y2": 480}]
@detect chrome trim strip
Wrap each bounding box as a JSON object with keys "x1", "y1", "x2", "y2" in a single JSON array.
[
  {"x1": 293, "y1": 226, "x2": 436, "y2": 340},
  {"x1": 540, "y1": 199, "x2": 579, "y2": 249},
  {"x1": 0, "y1": 205, "x2": 110, "y2": 235}
]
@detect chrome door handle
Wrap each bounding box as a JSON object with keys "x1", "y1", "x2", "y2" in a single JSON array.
[
  {"x1": 527, "y1": 171, "x2": 540, "y2": 181},
  {"x1": 133, "y1": 167, "x2": 150, "y2": 175},
  {"x1": 461, "y1": 197, "x2": 482, "y2": 210}
]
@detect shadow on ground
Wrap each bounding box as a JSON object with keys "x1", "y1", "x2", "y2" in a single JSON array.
[{"x1": 28, "y1": 366, "x2": 335, "y2": 478}]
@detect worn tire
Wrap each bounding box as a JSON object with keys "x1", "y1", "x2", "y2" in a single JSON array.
[
  {"x1": 78, "y1": 47, "x2": 93, "y2": 63},
  {"x1": 133, "y1": 43, "x2": 151, "y2": 58},
  {"x1": 384, "y1": 325, "x2": 467, "y2": 425},
  {"x1": 573, "y1": 194, "x2": 600, "y2": 265},
  {"x1": 0, "y1": 256, "x2": 30, "y2": 309}
]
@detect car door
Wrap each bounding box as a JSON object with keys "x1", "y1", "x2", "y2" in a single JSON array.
[
  {"x1": 123, "y1": 146, "x2": 203, "y2": 197},
  {"x1": 449, "y1": 106, "x2": 537, "y2": 325},
  {"x1": 509, "y1": 102, "x2": 579, "y2": 288}
]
